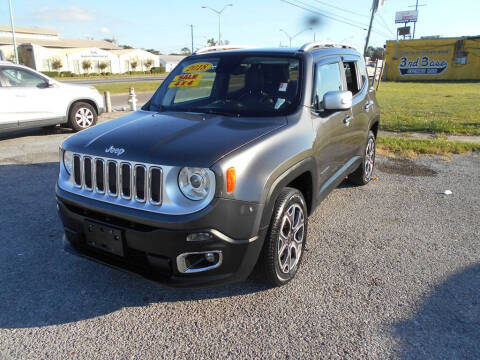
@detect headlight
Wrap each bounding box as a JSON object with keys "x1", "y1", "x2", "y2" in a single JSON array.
[
  {"x1": 63, "y1": 150, "x2": 74, "y2": 175},
  {"x1": 178, "y1": 167, "x2": 212, "y2": 201}
]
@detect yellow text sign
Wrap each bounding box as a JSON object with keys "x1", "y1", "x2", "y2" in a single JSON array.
[
  {"x1": 183, "y1": 62, "x2": 212, "y2": 73},
  {"x1": 168, "y1": 73, "x2": 204, "y2": 88}
]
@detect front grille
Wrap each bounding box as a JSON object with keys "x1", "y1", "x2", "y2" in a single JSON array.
[{"x1": 72, "y1": 154, "x2": 163, "y2": 206}]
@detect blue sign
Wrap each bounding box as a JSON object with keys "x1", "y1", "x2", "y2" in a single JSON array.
[{"x1": 399, "y1": 56, "x2": 448, "y2": 75}]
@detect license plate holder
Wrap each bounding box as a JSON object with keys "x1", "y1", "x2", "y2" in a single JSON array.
[{"x1": 84, "y1": 221, "x2": 124, "y2": 257}]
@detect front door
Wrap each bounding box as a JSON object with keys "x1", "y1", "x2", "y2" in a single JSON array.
[{"x1": 310, "y1": 57, "x2": 352, "y2": 193}]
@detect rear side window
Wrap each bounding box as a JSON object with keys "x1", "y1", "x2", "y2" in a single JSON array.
[
  {"x1": 314, "y1": 62, "x2": 343, "y2": 109},
  {"x1": 0, "y1": 68, "x2": 46, "y2": 88},
  {"x1": 343, "y1": 62, "x2": 360, "y2": 95}
]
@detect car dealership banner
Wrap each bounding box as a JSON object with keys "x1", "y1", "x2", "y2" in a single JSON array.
[{"x1": 384, "y1": 37, "x2": 480, "y2": 81}]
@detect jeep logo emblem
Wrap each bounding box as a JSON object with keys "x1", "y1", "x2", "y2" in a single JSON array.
[{"x1": 105, "y1": 146, "x2": 125, "y2": 156}]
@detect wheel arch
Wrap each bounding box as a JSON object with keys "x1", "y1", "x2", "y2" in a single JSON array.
[
  {"x1": 67, "y1": 98, "x2": 99, "y2": 119},
  {"x1": 260, "y1": 157, "x2": 317, "y2": 230},
  {"x1": 369, "y1": 115, "x2": 380, "y2": 138}
]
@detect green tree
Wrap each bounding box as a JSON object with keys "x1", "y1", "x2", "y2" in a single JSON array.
[
  {"x1": 206, "y1": 38, "x2": 217, "y2": 47},
  {"x1": 81, "y1": 60, "x2": 92, "y2": 74},
  {"x1": 98, "y1": 61, "x2": 108, "y2": 73},
  {"x1": 51, "y1": 58, "x2": 63, "y2": 73},
  {"x1": 181, "y1": 47, "x2": 192, "y2": 55},
  {"x1": 146, "y1": 48, "x2": 161, "y2": 55},
  {"x1": 130, "y1": 59, "x2": 138, "y2": 71},
  {"x1": 143, "y1": 58, "x2": 153, "y2": 70},
  {"x1": 366, "y1": 46, "x2": 384, "y2": 61}
]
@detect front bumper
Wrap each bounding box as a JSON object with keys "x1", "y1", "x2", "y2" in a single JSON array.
[{"x1": 56, "y1": 185, "x2": 267, "y2": 287}]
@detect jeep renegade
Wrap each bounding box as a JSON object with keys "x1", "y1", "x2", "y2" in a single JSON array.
[{"x1": 57, "y1": 43, "x2": 380, "y2": 287}]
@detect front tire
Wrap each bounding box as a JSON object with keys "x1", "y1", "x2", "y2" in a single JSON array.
[
  {"x1": 68, "y1": 102, "x2": 97, "y2": 132},
  {"x1": 259, "y1": 187, "x2": 308, "y2": 287},
  {"x1": 348, "y1": 130, "x2": 376, "y2": 186}
]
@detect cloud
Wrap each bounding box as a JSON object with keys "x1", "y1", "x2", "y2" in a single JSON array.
[
  {"x1": 100, "y1": 27, "x2": 111, "y2": 34},
  {"x1": 33, "y1": 6, "x2": 95, "y2": 22}
]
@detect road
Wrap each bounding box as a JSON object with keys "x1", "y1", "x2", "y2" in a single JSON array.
[
  {"x1": 59, "y1": 76, "x2": 166, "y2": 85},
  {"x1": 0, "y1": 120, "x2": 479, "y2": 359}
]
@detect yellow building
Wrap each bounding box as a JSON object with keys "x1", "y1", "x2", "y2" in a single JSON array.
[{"x1": 384, "y1": 36, "x2": 480, "y2": 81}]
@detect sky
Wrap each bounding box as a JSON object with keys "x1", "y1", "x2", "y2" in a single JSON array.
[{"x1": 1, "y1": 0, "x2": 479, "y2": 54}]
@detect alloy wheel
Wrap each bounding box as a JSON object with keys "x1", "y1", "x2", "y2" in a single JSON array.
[
  {"x1": 278, "y1": 203, "x2": 305, "y2": 274},
  {"x1": 364, "y1": 137, "x2": 375, "y2": 180},
  {"x1": 75, "y1": 107, "x2": 94, "y2": 128}
]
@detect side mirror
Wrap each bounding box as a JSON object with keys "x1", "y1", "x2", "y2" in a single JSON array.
[
  {"x1": 39, "y1": 79, "x2": 55, "y2": 89},
  {"x1": 323, "y1": 90, "x2": 352, "y2": 111}
]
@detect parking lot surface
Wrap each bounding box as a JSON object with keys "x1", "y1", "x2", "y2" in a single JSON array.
[{"x1": 0, "y1": 124, "x2": 478, "y2": 359}]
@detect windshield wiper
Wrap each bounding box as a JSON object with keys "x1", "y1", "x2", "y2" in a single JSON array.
[
  {"x1": 149, "y1": 103, "x2": 167, "y2": 112},
  {"x1": 200, "y1": 109, "x2": 241, "y2": 118}
]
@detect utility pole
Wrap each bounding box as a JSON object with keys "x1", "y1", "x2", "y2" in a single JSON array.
[
  {"x1": 201, "y1": 4, "x2": 233, "y2": 46},
  {"x1": 8, "y1": 0, "x2": 19, "y2": 63},
  {"x1": 364, "y1": 0, "x2": 377, "y2": 57},
  {"x1": 409, "y1": 0, "x2": 426, "y2": 39},
  {"x1": 190, "y1": 24, "x2": 194, "y2": 54}
]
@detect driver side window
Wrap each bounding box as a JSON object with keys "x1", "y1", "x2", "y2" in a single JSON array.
[
  {"x1": 314, "y1": 62, "x2": 342, "y2": 110},
  {"x1": 0, "y1": 68, "x2": 46, "y2": 88}
]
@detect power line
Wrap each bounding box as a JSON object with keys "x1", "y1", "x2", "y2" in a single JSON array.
[
  {"x1": 377, "y1": 14, "x2": 395, "y2": 37},
  {"x1": 311, "y1": 0, "x2": 369, "y2": 18},
  {"x1": 280, "y1": 0, "x2": 391, "y2": 38},
  {"x1": 294, "y1": 0, "x2": 371, "y2": 30}
]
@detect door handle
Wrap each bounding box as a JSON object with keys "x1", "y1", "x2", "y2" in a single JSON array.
[
  {"x1": 343, "y1": 115, "x2": 352, "y2": 126},
  {"x1": 364, "y1": 101, "x2": 373, "y2": 111},
  {"x1": 15, "y1": 94, "x2": 27, "y2": 97}
]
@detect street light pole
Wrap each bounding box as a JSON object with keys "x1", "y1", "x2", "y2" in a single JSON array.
[
  {"x1": 8, "y1": 0, "x2": 19, "y2": 63},
  {"x1": 189, "y1": 24, "x2": 194, "y2": 54},
  {"x1": 280, "y1": 27, "x2": 312, "y2": 47},
  {"x1": 201, "y1": 4, "x2": 233, "y2": 45}
]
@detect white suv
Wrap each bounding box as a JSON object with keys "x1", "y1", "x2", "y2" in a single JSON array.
[{"x1": 0, "y1": 61, "x2": 104, "y2": 133}]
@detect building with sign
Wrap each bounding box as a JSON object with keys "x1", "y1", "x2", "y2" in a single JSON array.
[
  {"x1": 384, "y1": 36, "x2": 480, "y2": 81},
  {"x1": 0, "y1": 25, "x2": 165, "y2": 74}
]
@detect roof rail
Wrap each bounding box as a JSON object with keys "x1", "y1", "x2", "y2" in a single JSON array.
[
  {"x1": 194, "y1": 45, "x2": 256, "y2": 55},
  {"x1": 299, "y1": 42, "x2": 357, "y2": 52}
]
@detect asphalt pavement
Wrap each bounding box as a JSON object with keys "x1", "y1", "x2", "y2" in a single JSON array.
[{"x1": 0, "y1": 121, "x2": 479, "y2": 359}]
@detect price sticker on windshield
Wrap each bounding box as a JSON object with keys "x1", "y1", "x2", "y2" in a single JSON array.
[
  {"x1": 168, "y1": 73, "x2": 204, "y2": 87},
  {"x1": 183, "y1": 62, "x2": 213, "y2": 73}
]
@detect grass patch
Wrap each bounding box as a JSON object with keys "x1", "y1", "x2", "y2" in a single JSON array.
[
  {"x1": 377, "y1": 136, "x2": 480, "y2": 157},
  {"x1": 377, "y1": 82, "x2": 480, "y2": 135},
  {"x1": 94, "y1": 81, "x2": 162, "y2": 94}
]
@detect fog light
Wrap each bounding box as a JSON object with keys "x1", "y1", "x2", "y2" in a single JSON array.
[
  {"x1": 205, "y1": 252, "x2": 215, "y2": 263},
  {"x1": 186, "y1": 232, "x2": 213, "y2": 242}
]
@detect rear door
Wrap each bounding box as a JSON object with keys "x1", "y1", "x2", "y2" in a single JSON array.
[
  {"x1": 341, "y1": 56, "x2": 370, "y2": 160},
  {"x1": 310, "y1": 57, "x2": 350, "y2": 188},
  {"x1": 0, "y1": 68, "x2": 20, "y2": 131},
  {"x1": 0, "y1": 67, "x2": 63, "y2": 128}
]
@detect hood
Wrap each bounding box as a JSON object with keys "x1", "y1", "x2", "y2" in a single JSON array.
[{"x1": 63, "y1": 110, "x2": 286, "y2": 167}]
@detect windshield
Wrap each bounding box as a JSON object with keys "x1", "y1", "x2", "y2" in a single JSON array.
[{"x1": 148, "y1": 54, "x2": 302, "y2": 117}]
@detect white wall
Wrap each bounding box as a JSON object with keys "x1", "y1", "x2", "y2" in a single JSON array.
[{"x1": 117, "y1": 49, "x2": 159, "y2": 73}]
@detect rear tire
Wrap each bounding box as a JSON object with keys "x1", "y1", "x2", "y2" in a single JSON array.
[
  {"x1": 68, "y1": 102, "x2": 97, "y2": 132},
  {"x1": 348, "y1": 130, "x2": 376, "y2": 186},
  {"x1": 259, "y1": 187, "x2": 308, "y2": 287}
]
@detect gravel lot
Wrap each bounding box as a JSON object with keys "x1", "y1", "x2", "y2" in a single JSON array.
[{"x1": 0, "y1": 124, "x2": 479, "y2": 359}]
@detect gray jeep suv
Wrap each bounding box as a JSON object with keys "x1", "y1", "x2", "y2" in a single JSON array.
[{"x1": 56, "y1": 43, "x2": 380, "y2": 287}]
